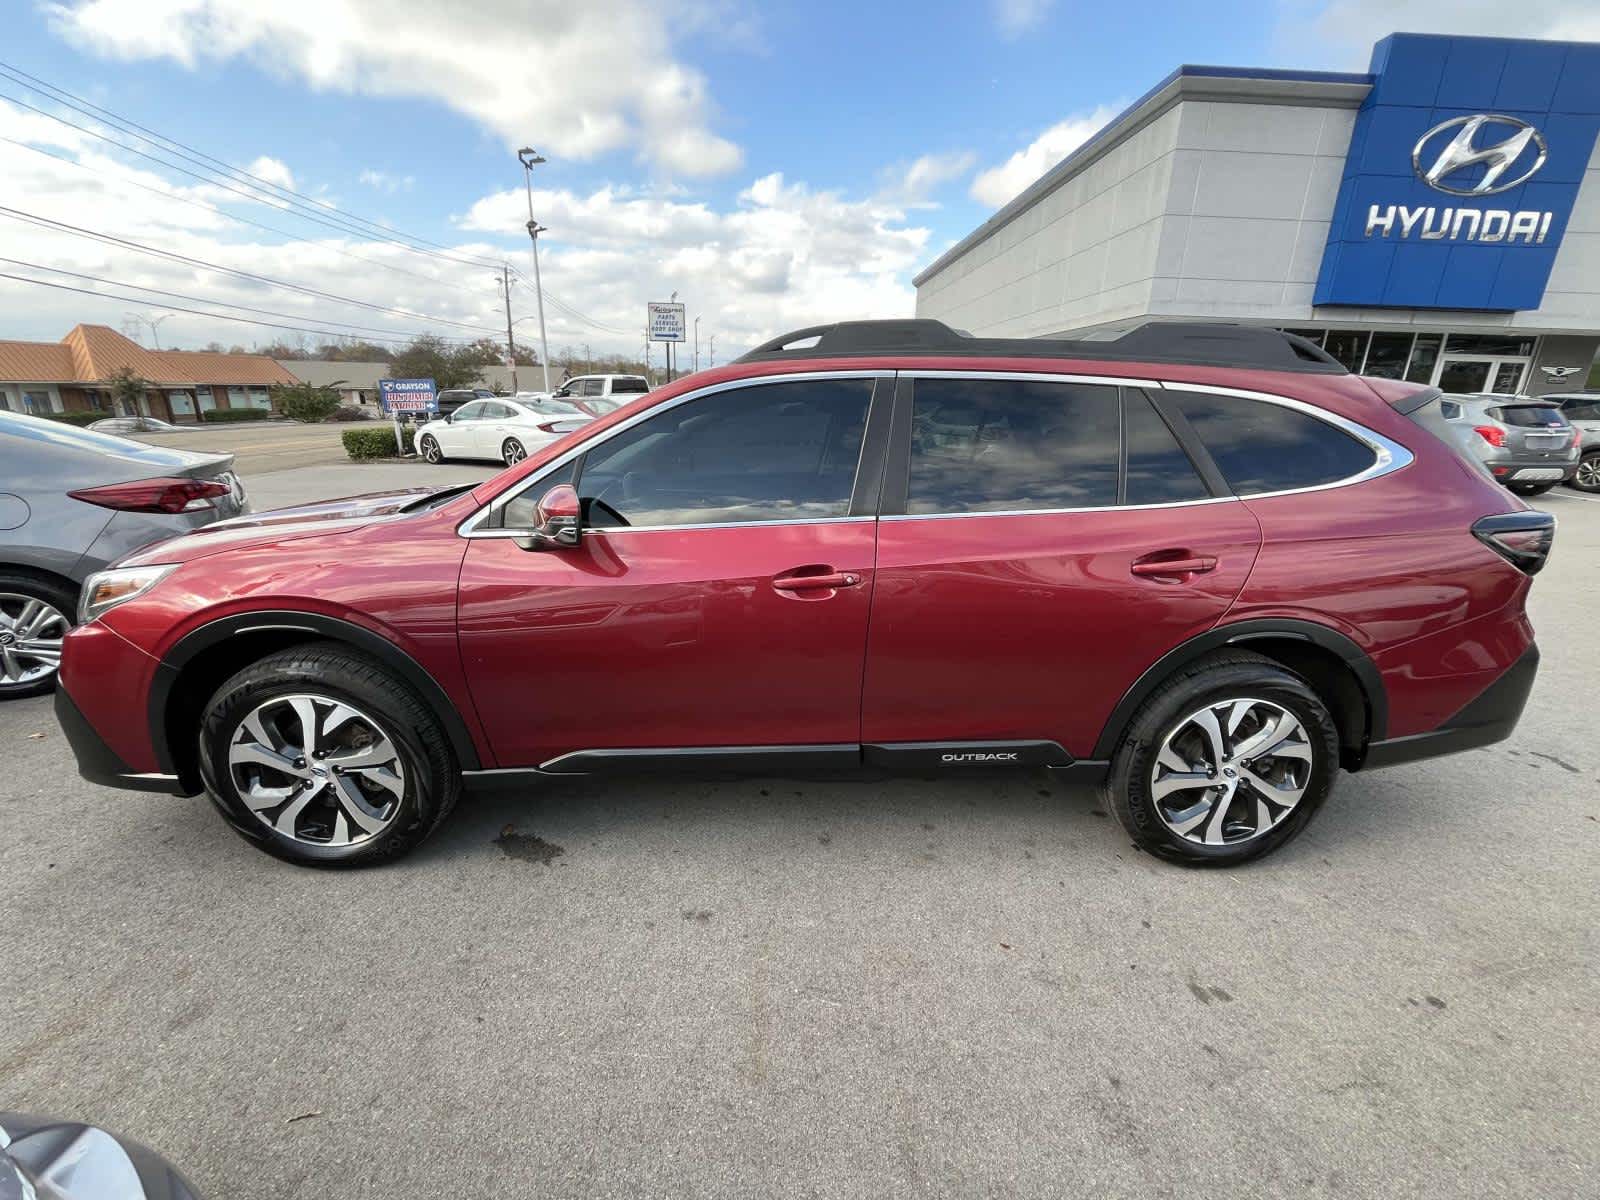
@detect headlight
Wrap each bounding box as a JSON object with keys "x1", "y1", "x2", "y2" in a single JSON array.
[{"x1": 79, "y1": 564, "x2": 178, "y2": 624}]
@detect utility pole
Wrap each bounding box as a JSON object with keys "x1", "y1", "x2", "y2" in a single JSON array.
[
  {"x1": 497, "y1": 265, "x2": 518, "y2": 393},
  {"x1": 667, "y1": 290, "x2": 678, "y2": 383},
  {"x1": 707, "y1": 334, "x2": 715, "y2": 368},
  {"x1": 517, "y1": 147, "x2": 553, "y2": 393},
  {"x1": 124, "y1": 311, "x2": 171, "y2": 349},
  {"x1": 584, "y1": 343, "x2": 591, "y2": 374},
  {"x1": 693, "y1": 316, "x2": 700, "y2": 372}
]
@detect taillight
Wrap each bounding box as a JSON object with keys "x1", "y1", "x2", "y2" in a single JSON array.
[
  {"x1": 1473, "y1": 425, "x2": 1507, "y2": 448},
  {"x1": 536, "y1": 420, "x2": 583, "y2": 434},
  {"x1": 1472, "y1": 512, "x2": 1556, "y2": 576},
  {"x1": 69, "y1": 476, "x2": 231, "y2": 514},
  {"x1": 1572, "y1": 429, "x2": 1583, "y2": 449}
]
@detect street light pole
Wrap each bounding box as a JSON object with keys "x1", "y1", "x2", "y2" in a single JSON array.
[
  {"x1": 707, "y1": 334, "x2": 715, "y2": 368},
  {"x1": 517, "y1": 147, "x2": 553, "y2": 393}
]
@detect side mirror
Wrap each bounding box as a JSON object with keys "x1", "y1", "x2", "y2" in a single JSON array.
[{"x1": 516, "y1": 483, "x2": 581, "y2": 551}]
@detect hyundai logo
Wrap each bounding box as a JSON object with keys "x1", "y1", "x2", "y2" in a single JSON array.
[{"x1": 1413, "y1": 115, "x2": 1547, "y2": 197}]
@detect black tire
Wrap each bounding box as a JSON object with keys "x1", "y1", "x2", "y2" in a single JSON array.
[
  {"x1": 1102, "y1": 651, "x2": 1340, "y2": 867},
  {"x1": 0, "y1": 571, "x2": 76, "y2": 700},
  {"x1": 419, "y1": 434, "x2": 444, "y2": 464},
  {"x1": 197, "y1": 642, "x2": 460, "y2": 867},
  {"x1": 1508, "y1": 482, "x2": 1555, "y2": 496},
  {"x1": 501, "y1": 437, "x2": 527, "y2": 466},
  {"x1": 1568, "y1": 451, "x2": 1600, "y2": 494}
]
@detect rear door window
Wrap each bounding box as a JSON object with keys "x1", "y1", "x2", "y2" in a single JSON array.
[
  {"x1": 1165, "y1": 390, "x2": 1376, "y2": 496},
  {"x1": 905, "y1": 378, "x2": 1119, "y2": 514},
  {"x1": 1125, "y1": 391, "x2": 1210, "y2": 505}
]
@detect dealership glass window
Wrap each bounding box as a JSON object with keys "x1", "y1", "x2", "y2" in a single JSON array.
[
  {"x1": 247, "y1": 387, "x2": 271, "y2": 409},
  {"x1": 226, "y1": 386, "x2": 248, "y2": 409},
  {"x1": 22, "y1": 390, "x2": 53, "y2": 414},
  {"x1": 1406, "y1": 334, "x2": 1442, "y2": 383},
  {"x1": 1444, "y1": 334, "x2": 1536, "y2": 357},
  {"x1": 1363, "y1": 333, "x2": 1414, "y2": 380},
  {"x1": 905, "y1": 378, "x2": 1119, "y2": 514},
  {"x1": 1323, "y1": 331, "x2": 1370, "y2": 372},
  {"x1": 1281, "y1": 328, "x2": 1325, "y2": 346},
  {"x1": 1166, "y1": 390, "x2": 1376, "y2": 496},
  {"x1": 196, "y1": 387, "x2": 217, "y2": 413},
  {"x1": 576, "y1": 378, "x2": 872, "y2": 527},
  {"x1": 1124, "y1": 391, "x2": 1209, "y2": 505},
  {"x1": 1492, "y1": 362, "x2": 1526, "y2": 393},
  {"x1": 167, "y1": 390, "x2": 194, "y2": 417}
]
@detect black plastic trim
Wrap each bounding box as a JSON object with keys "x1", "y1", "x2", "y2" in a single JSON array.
[
  {"x1": 56, "y1": 685, "x2": 189, "y2": 795},
  {"x1": 863, "y1": 740, "x2": 1073, "y2": 768},
  {"x1": 735, "y1": 319, "x2": 1347, "y2": 374},
  {"x1": 149, "y1": 611, "x2": 484, "y2": 776},
  {"x1": 1047, "y1": 759, "x2": 1111, "y2": 786},
  {"x1": 1089, "y1": 618, "x2": 1387, "y2": 761},
  {"x1": 538, "y1": 744, "x2": 861, "y2": 775},
  {"x1": 846, "y1": 375, "x2": 896, "y2": 517},
  {"x1": 1142, "y1": 387, "x2": 1232, "y2": 498},
  {"x1": 1359, "y1": 644, "x2": 1539, "y2": 770}
]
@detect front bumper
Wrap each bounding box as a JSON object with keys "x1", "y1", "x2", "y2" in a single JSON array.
[
  {"x1": 54, "y1": 685, "x2": 188, "y2": 794},
  {"x1": 1360, "y1": 643, "x2": 1539, "y2": 770}
]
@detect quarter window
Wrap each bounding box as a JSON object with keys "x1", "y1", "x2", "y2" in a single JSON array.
[
  {"x1": 1166, "y1": 390, "x2": 1376, "y2": 496},
  {"x1": 1125, "y1": 391, "x2": 1209, "y2": 505},
  {"x1": 574, "y1": 378, "x2": 872, "y2": 527},
  {"x1": 906, "y1": 378, "x2": 1119, "y2": 514}
]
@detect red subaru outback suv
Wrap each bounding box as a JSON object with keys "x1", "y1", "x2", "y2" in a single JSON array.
[{"x1": 54, "y1": 321, "x2": 1551, "y2": 868}]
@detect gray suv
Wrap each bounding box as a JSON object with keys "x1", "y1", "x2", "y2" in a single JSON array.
[
  {"x1": 0, "y1": 412, "x2": 245, "y2": 698},
  {"x1": 1438, "y1": 393, "x2": 1580, "y2": 496},
  {"x1": 1554, "y1": 392, "x2": 1600, "y2": 492}
]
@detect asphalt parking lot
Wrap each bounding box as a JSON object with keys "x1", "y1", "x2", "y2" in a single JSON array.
[{"x1": 1, "y1": 475, "x2": 1597, "y2": 1198}]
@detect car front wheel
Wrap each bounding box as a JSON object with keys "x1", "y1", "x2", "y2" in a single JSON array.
[
  {"x1": 502, "y1": 437, "x2": 527, "y2": 466},
  {"x1": 1105, "y1": 651, "x2": 1339, "y2": 866},
  {"x1": 419, "y1": 434, "x2": 444, "y2": 464},
  {"x1": 0, "y1": 574, "x2": 74, "y2": 700},
  {"x1": 197, "y1": 643, "x2": 460, "y2": 867},
  {"x1": 1570, "y1": 452, "x2": 1600, "y2": 493}
]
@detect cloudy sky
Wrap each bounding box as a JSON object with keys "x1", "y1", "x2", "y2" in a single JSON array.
[{"x1": 1, "y1": 0, "x2": 1597, "y2": 362}]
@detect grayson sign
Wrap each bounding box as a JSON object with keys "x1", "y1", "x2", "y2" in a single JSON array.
[
  {"x1": 647, "y1": 301, "x2": 686, "y2": 342},
  {"x1": 378, "y1": 378, "x2": 438, "y2": 415}
]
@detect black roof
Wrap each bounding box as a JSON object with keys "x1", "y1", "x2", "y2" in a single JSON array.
[{"x1": 735, "y1": 319, "x2": 1345, "y2": 374}]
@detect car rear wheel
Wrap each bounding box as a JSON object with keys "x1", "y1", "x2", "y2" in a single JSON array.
[
  {"x1": 0, "y1": 574, "x2": 74, "y2": 700},
  {"x1": 420, "y1": 434, "x2": 444, "y2": 464},
  {"x1": 1509, "y1": 482, "x2": 1556, "y2": 496},
  {"x1": 502, "y1": 437, "x2": 527, "y2": 466},
  {"x1": 1570, "y1": 452, "x2": 1600, "y2": 493},
  {"x1": 198, "y1": 643, "x2": 460, "y2": 867},
  {"x1": 1104, "y1": 651, "x2": 1339, "y2": 866}
]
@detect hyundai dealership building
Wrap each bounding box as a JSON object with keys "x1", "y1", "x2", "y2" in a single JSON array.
[{"x1": 914, "y1": 33, "x2": 1600, "y2": 397}]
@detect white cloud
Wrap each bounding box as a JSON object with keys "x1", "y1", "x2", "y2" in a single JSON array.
[
  {"x1": 0, "y1": 99, "x2": 931, "y2": 361},
  {"x1": 359, "y1": 168, "x2": 414, "y2": 193},
  {"x1": 42, "y1": 0, "x2": 745, "y2": 177},
  {"x1": 876, "y1": 151, "x2": 977, "y2": 206},
  {"x1": 1291, "y1": 1, "x2": 1600, "y2": 65},
  {"x1": 970, "y1": 104, "x2": 1122, "y2": 208},
  {"x1": 245, "y1": 155, "x2": 294, "y2": 190},
  {"x1": 993, "y1": 0, "x2": 1054, "y2": 38}
]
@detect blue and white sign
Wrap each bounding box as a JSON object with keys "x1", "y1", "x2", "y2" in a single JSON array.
[
  {"x1": 378, "y1": 377, "x2": 438, "y2": 415},
  {"x1": 1314, "y1": 34, "x2": 1600, "y2": 312}
]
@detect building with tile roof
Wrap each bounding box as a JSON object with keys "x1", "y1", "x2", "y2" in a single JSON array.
[{"x1": 0, "y1": 324, "x2": 298, "y2": 422}]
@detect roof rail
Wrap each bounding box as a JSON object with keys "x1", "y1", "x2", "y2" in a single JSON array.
[{"x1": 735, "y1": 319, "x2": 1345, "y2": 374}]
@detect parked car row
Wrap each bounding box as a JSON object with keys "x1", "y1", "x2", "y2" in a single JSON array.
[{"x1": 41, "y1": 319, "x2": 1553, "y2": 872}]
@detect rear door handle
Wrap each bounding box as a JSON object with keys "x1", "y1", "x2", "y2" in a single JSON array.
[
  {"x1": 1130, "y1": 555, "x2": 1217, "y2": 578},
  {"x1": 773, "y1": 570, "x2": 862, "y2": 591}
]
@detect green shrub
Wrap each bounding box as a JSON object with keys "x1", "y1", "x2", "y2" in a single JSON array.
[
  {"x1": 39, "y1": 410, "x2": 105, "y2": 426},
  {"x1": 273, "y1": 381, "x2": 342, "y2": 423},
  {"x1": 343, "y1": 426, "x2": 414, "y2": 460},
  {"x1": 202, "y1": 408, "x2": 274, "y2": 423}
]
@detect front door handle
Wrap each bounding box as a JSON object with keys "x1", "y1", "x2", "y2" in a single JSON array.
[
  {"x1": 1130, "y1": 555, "x2": 1218, "y2": 578},
  {"x1": 773, "y1": 569, "x2": 862, "y2": 592}
]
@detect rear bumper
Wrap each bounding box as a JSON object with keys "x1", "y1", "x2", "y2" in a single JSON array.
[
  {"x1": 54, "y1": 684, "x2": 188, "y2": 795},
  {"x1": 1487, "y1": 458, "x2": 1578, "y2": 484},
  {"x1": 1360, "y1": 643, "x2": 1539, "y2": 770}
]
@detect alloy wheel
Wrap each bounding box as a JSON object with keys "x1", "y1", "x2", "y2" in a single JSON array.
[
  {"x1": 0, "y1": 593, "x2": 68, "y2": 688},
  {"x1": 227, "y1": 693, "x2": 406, "y2": 847},
  {"x1": 1149, "y1": 697, "x2": 1313, "y2": 846},
  {"x1": 1575, "y1": 455, "x2": 1600, "y2": 491},
  {"x1": 421, "y1": 435, "x2": 441, "y2": 464},
  {"x1": 502, "y1": 439, "x2": 527, "y2": 466}
]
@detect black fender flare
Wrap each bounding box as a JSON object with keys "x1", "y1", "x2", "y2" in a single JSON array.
[
  {"x1": 1089, "y1": 618, "x2": 1387, "y2": 761},
  {"x1": 148, "y1": 610, "x2": 483, "y2": 774}
]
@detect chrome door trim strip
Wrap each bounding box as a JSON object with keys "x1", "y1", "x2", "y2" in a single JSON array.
[{"x1": 458, "y1": 369, "x2": 888, "y2": 538}]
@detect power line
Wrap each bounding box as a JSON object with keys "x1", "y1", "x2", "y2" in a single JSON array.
[
  {"x1": 0, "y1": 134, "x2": 460, "y2": 292},
  {"x1": 0, "y1": 70, "x2": 504, "y2": 271},
  {"x1": 0, "y1": 204, "x2": 506, "y2": 335},
  {"x1": 0, "y1": 257, "x2": 484, "y2": 343},
  {"x1": 510, "y1": 272, "x2": 635, "y2": 335},
  {"x1": 0, "y1": 269, "x2": 478, "y2": 346}
]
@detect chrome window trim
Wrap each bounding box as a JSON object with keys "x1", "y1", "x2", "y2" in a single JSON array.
[
  {"x1": 458, "y1": 369, "x2": 886, "y2": 538},
  {"x1": 1156, "y1": 381, "x2": 1413, "y2": 500},
  {"x1": 901, "y1": 368, "x2": 1162, "y2": 388}
]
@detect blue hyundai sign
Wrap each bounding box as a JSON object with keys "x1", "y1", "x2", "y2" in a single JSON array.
[{"x1": 1314, "y1": 34, "x2": 1600, "y2": 312}]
